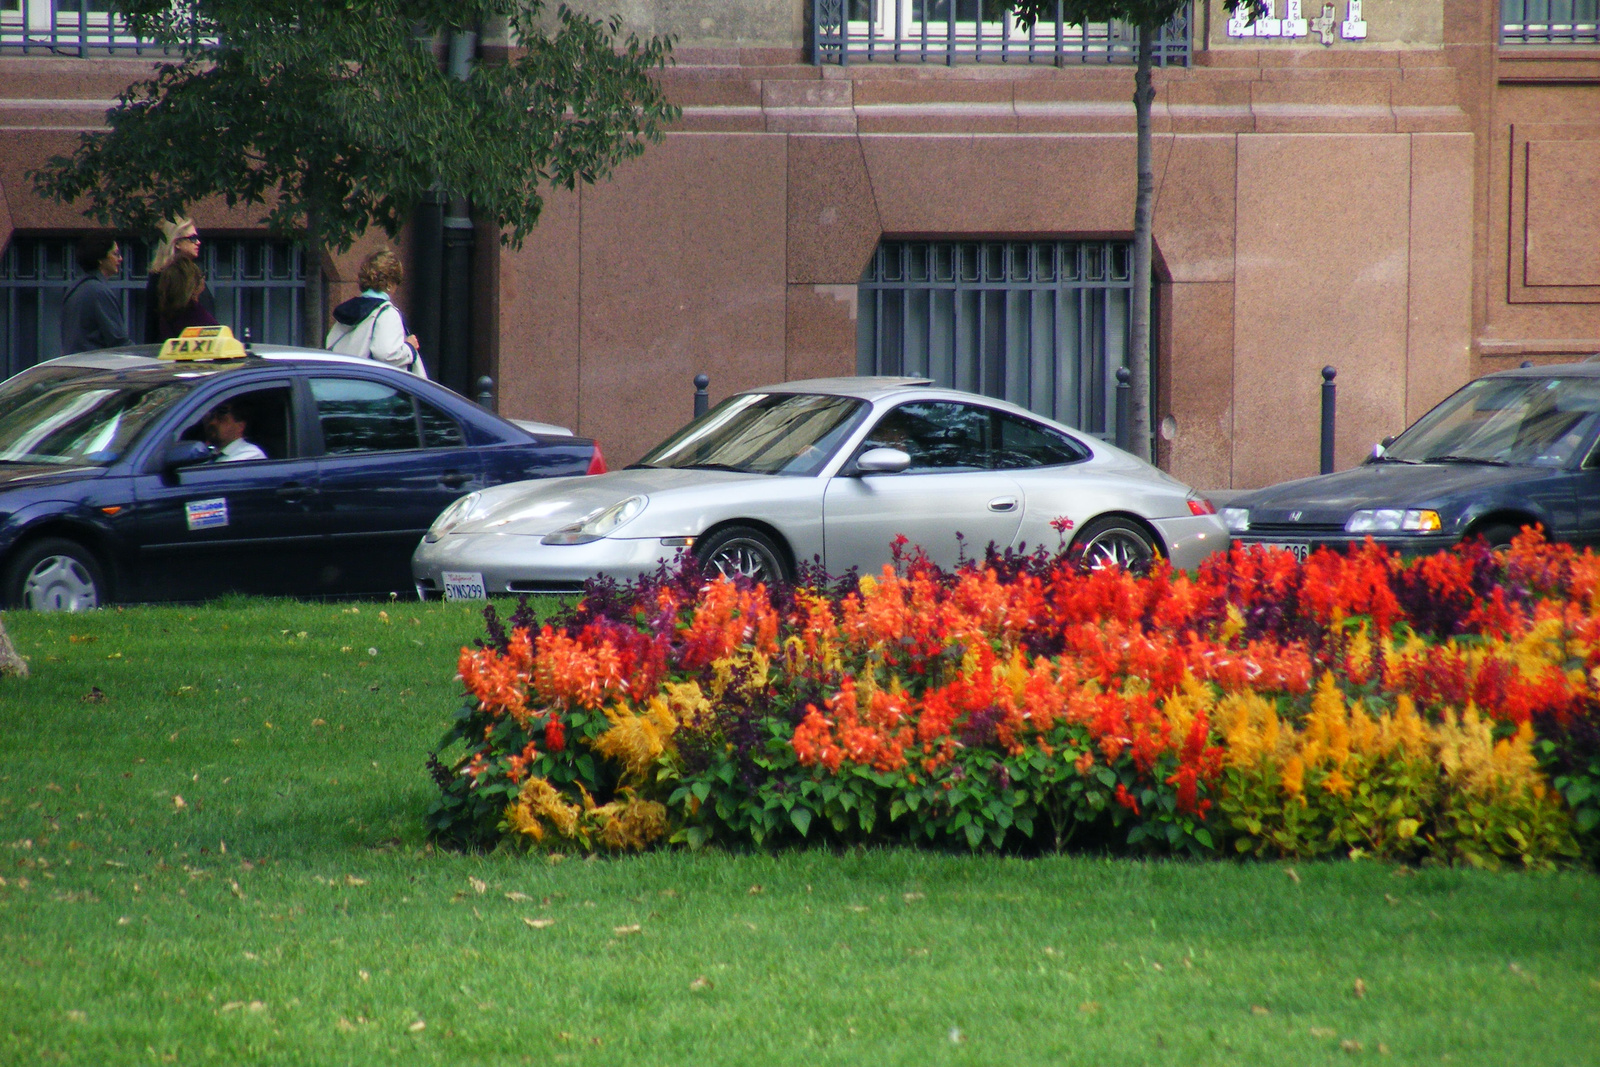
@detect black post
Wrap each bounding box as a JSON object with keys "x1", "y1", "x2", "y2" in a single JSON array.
[
  {"x1": 1320, "y1": 365, "x2": 1337, "y2": 475},
  {"x1": 1115, "y1": 366, "x2": 1131, "y2": 452},
  {"x1": 476, "y1": 375, "x2": 494, "y2": 413},
  {"x1": 693, "y1": 373, "x2": 710, "y2": 419},
  {"x1": 411, "y1": 192, "x2": 444, "y2": 376}
]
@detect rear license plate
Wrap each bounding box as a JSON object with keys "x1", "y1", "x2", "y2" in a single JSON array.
[
  {"x1": 442, "y1": 571, "x2": 487, "y2": 600},
  {"x1": 1258, "y1": 541, "x2": 1310, "y2": 562}
]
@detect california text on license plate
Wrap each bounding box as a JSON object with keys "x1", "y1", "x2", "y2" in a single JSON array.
[
  {"x1": 441, "y1": 571, "x2": 487, "y2": 600},
  {"x1": 1259, "y1": 541, "x2": 1310, "y2": 562}
]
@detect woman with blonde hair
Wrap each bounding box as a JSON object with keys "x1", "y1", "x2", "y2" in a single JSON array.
[
  {"x1": 325, "y1": 248, "x2": 425, "y2": 377},
  {"x1": 143, "y1": 217, "x2": 212, "y2": 342}
]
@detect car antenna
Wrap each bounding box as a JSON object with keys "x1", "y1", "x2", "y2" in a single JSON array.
[{"x1": 242, "y1": 326, "x2": 256, "y2": 356}]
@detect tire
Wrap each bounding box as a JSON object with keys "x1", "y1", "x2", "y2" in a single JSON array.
[
  {"x1": 1471, "y1": 522, "x2": 1523, "y2": 552},
  {"x1": 2, "y1": 538, "x2": 107, "y2": 612},
  {"x1": 1067, "y1": 516, "x2": 1160, "y2": 574},
  {"x1": 696, "y1": 526, "x2": 790, "y2": 586}
]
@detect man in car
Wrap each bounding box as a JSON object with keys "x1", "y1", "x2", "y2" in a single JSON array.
[{"x1": 203, "y1": 401, "x2": 267, "y2": 462}]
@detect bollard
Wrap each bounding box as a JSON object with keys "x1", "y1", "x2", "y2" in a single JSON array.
[
  {"x1": 1520, "y1": 360, "x2": 1534, "y2": 369},
  {"x1": 693, "y1": 373, "x2": 710, "y2": 419},
  {"x1": 1320, "y1": 366, "x2": 1337, "y2": 475},
  {"x1": 1115, "y1": 366, "x2": 1131, "y2": 452},
  {"x1": 476, "y1": 375, "x2": 495, "y2": 413}
]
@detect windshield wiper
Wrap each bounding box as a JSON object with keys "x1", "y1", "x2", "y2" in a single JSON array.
[
  {"x1": 678, "y1": 462, "x2": 753, "y2": 474},
  {"x1": 624, "y1": 462, "x2": 657, "y2": 470},
  {"x1": 1368, "y1": 455, "x2": 1419, "y2": 464},
  {"x1": 1424, "y1": 454, "x2": 1513, "y2": 466}
]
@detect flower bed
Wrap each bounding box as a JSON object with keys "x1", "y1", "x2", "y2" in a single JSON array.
[{"x1": 426, "y1": 532, "x2": 1600, "y2": 868}]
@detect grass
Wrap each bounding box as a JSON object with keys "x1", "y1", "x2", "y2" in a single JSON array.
[{"x1": 1, "y1": 599, "x2": 1598, "y2": 1066}]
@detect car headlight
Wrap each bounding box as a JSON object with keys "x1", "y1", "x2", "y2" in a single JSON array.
[
  {"x1": 540, "y1": 495, "x2": 648, "y2": 545},
  {"x1": 1345, "y1": 508, "x2": 1441, "y2": 534},
  {"x1": 1220, "y1": 507, "x2": 1250, "y2": 533},
  {"x1": 424, "y1": 491, "x2": 484, "y2": 543}
]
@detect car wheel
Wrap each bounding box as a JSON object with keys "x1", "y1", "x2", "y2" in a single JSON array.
[
  {"x1": 1472, "y1": 522, "x2": 1524, "y2": 552},
  {"x1": 696, "y1": 526, "x2": 790, "y2": 586},
  {"x1": 3, "y1": 538, "x2": 106, "y2": 611},
  {"x1": 1068, "y1": 516, "x2": 1160, "y2": 573}
]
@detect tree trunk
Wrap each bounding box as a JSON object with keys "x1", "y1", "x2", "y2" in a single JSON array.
[
  {"x1": 0, "y1": 615, "x2": 28, "y2": 678},
  {"x1": 302, "y1": 208, "x2": 325, "y2": 349},
  {"x1": 1128, "y1": 24, "x2": 1156, "y2": 464}
]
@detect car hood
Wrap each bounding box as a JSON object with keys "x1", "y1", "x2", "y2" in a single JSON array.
[
  {"x1": 1234, "y1": 462, "x2": 1562, "y2": 523},
  {"x1": 454, "y1": 466, "x2": 785, "y2": 536},
  {"x1": 0, "y1": 463, "x2": 106, "y2": 491}
]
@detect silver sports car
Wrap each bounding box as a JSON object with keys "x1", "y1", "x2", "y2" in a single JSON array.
[{"x1": 411, "y1": 377, "x2": 1229, "y2": 597}]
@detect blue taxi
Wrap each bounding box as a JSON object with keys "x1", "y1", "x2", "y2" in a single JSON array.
[{"x1": 0, "y1": 329, "x2": 603, "y2": 609}]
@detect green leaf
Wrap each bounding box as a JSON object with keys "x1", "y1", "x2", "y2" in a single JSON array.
[
  {"x1": 691, "y1": 780, "x2": 711, "y2": 803},
  {"x1": 1095, "y1": 766, "x2": 1117, "y2": 787}
]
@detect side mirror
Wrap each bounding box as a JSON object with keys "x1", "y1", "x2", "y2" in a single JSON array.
[
  {"x1": 163, "y1": 439, "x2": 216, "y2": 470},
  {"x1": 1364, "y1": 435, "x2": 1397, "y2": 465},
  {"x1": 856, "y1": 447, "x2": 911, "y2": 475}
]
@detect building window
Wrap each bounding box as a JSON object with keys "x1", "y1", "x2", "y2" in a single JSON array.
[
  {"x1": 857, "y1": 239, "x2": 1144, "y2": 443},
  {"x1": 1, "y1": 0, "x2": 177, "y2": 55},
  {"x1": 0, "y1": 235, "x2": 305, "y2": 379},
  {"x1": 1503, "y1": 0, "x2": 1600, "y2": 44},
  {"x1": 812, "y1": 0, "x2": 1192, "y2": 66}
]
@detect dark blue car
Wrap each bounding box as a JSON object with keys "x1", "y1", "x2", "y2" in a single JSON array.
[
  {"x1": 0, "y1": 344, "x2": 603, "y2": 609},
  {"x1": 1222, "y1": 362, "x2": 1600, "y2": 558}
]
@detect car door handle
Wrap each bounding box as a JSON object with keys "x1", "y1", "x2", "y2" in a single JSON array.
[
  {"x1": 275, "y1": 482, "x2": 316, "y2": 500},
  {"x1": 440, "y1": 472, "x2": 472, "y2": 489},
  {"x1": 988, "y1": 497, "x2": 1019, "y2": 513}
]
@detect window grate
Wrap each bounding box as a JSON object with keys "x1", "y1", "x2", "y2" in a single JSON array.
[
  {"x1": 0, "y1": 1, "x2": 188, "y2": 55},
  {"x1": 813, "y1": 0, "x2": 1191, "y2": 66},
  {"x1": 0, "y1": 236, "x2": 305, "y2": 379},
  {"x1": 857, "y1": 239, "x2": 1146, "y2": 445},
  {"x1": 1502, "y1": 0, "x2": 1600, "y2": 43}
]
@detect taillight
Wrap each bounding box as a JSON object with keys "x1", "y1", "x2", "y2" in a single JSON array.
[
  {"x1": 1187, "y1": 493, "x2": 1216, "y2": 516},
  {"x1": 586, "y1": 441, "x2": 607, "y2": 475}
]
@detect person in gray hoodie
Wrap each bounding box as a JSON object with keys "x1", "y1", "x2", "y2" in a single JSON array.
[
  {"x1": 324, "y1": 248, "x2": 425, "y2": 377},
  {"x1": 60, "y1": 235, "x2": 131, "y2": 354}
]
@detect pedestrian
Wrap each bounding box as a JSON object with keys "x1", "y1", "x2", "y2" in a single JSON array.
[
  {"x1": 156, "y1": 258, "x2": 220, "y2": 339},
  {"x1": 60, "y1": 235, "x2": 131, "y2": 354},
  {"x1": 325, "y1": 248, "x2": 426, "y2": 377},
  {"x1": 143, "y1": 217, "x2": 212, "y2": 343}
]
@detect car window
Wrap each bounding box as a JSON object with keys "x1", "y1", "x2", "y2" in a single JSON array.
[
  {"x1": 174, "y1": 385, "x2": 295, "y2": 462},
  {"x1": 862, "y1": 402, "x2": 990, "y2": 472},
  {"x1": 991, "y1": 411, "x2": 1090, "y2": 469},
  {"x1": 0, "y1": 365, "x2": 199, "y2": 466},
  {"x1": 311, "y1": 377, "x2": 422, "y2": 455},
  {"x1": 637, "y1": 392, "x2": 866, "y2": 476},
  {"x1": 1388, "y1": 376, "x2": 1600, "y2": 468},
  {"x1": 418, "y1": 399, "x2": 464, "y2": 449}
]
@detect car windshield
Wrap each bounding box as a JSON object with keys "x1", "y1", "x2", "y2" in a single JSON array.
[
  {"x1": 0, "y1": 365, "x2": 198, "y2": 466},
  {"x1": 1385, "y1": 375, "x2": 1600, "y2": 468},
  {"x1": 637, "y1": 392, "x2": 867, "y2": 476}
]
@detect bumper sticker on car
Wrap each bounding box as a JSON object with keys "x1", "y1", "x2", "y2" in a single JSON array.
[
  {"x1": 185, "y1": 497, "x2": 229, "y2": 531},
  {"x1": 442, "y1": 571, "x2": 487, "y2": 600}
]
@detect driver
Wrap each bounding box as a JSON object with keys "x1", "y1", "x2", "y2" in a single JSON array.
[{"x1": 203, "y1": 401, "x2": 267, "y2": 462}]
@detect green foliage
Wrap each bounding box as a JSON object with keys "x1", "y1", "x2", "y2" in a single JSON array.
[
  {"x1": 31, "y1": 0, "x2": 677, "y2": 252},
  {"x1": 1432, "y1": 781, "x2": 1582, "y2": 871}
]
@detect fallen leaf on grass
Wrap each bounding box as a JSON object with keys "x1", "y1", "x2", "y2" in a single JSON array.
[
  {"x1": 408, "y1": 1020, "x2": 426, "y2": 1033},
  {"x1": 748, "y1": 884, "x2": 763, "y2": 895},
  {"x1": 505, "y1": 891, "x2": 531, "y2": 902},
  {"x1": 523, "y1": 918, "x2": 554, "y2": 929},
  {"x1": 1285, "y1": 867, "x2": 1300, "y2": 884},
  {"x1": 1378, "y1": 1043, "x2": 1391, "y2": 1054},
  {"x1": 689, "y1": 976, "x2": 712, "y2": 991},
  {"x1": 1043, "y1": 947, "x2": 1060, "y2": 958},
  {"x1": 846, "y1": 905, "x2": 868, "y2": 913},
  {"x1": 358, "y1": 970, "x2": 370, "y2": 982},
  {"x1": 1251, "y1": 1005, "x2": 1270, "y2": 1016},
  {"x1": 311, "y1": 719, "x2": 326, "y2": 727},
  {"x1": 1309, "y1": 1027, "x2": 1336, "y2": 1038},
  {"x1": 613, "y1": 924, "x2": 641, "y2": 936},
  {"x1": 344, "y1": 874, "x2": 366, "y2": 887},
  {"x1": 469, "y1": 877, "x2": 487, "y2": 895},
  {"x1": 1078, "y1": 1002, "x2": 1100, "y2": 1014},
  {"x1": 116, "y1": 916, "x2": 130, "y2": 925},
  {"x1": 948, "y1": 1027, "x2": 965, "y2": 1044},
  {"x1": 221, "y1": 1002, "x2": 243, "y2": 1013},
  {"x1": 65, "y1": 1010, "x2": 86, "y2": 1023},
  {"x1": 172, "y1": 795, "x2": 186, "y2": 811},
  {"x1": 1384, "y1": 893, "x2": 1398, "y2": 905},
  {"x1": 337, "y1": 1018, "x2": 358, "y2": 1033},
  {"x1": 903, "y1": 892, "x2": 925, "y2": 902},
  {"x1": 1341, "y1": 1039, "x2": 1364, "y2": 1053},
  {"x1": 82, "y1": 687, "x2": 106, "y2": 704},
  {"x1": 1353, "y1": 978, "x2": 1367, "y2": 999}
]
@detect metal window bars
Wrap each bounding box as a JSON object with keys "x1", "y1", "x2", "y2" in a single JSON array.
[
  {"x1": 1502, "y1": 0, "x2": 1600, "y2": 44},
  {"x1": 857, "y1": 240, "x2": 1142, "y2": 444},
  {"x1": 0, "y1": 0, "x2": 187, "y2": 56},
  {"x1": 813, "y1": 0, "x2": 1192, "y2": 66},
  {"x1": 0, "y1": 236, "x2": 304, "y2": 377}
]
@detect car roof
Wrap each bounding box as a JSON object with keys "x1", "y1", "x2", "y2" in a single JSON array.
[
  {"x1": 37, "y1": 344, "x2": 401, "y2": 377},
  {"x1": 1486, "y1": 360, "x2": 1600, "y2": 379},
  {"x1": 759, "y1": 376, "x2": 936, "y2": 401}
]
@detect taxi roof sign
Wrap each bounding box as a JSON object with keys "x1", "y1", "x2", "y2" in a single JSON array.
[{"x1": 158, "y1": 325, "x2": 249, "y2": 361}]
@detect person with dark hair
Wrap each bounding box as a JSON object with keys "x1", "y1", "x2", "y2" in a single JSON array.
[
  {"x1": 325, "y1": 248, "x2": 426, "y2": 376},
  {"x1": 143, "y1": 217, "x2": 213, "y2": 343},
  {"x1": 60, "y1": 235, "x2": 130, "y2": 354},
  {"x1": 202, "y1": 399, "x2": 266, "y2": 462},
  {"x1": 156, "y1": 258, "x2": 219, "y2": 339}
]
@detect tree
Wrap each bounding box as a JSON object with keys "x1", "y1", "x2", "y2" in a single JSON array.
[
  {"x1": 1006, "y1": 1, "x2": 1263, "y2": 463},
  {"x1": 32, "y1": 0, "x2": 677, "y2": 344}
]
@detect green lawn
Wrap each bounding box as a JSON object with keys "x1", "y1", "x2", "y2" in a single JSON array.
[{"x1": 1, "y1": 601, "x2": 1598, "y2": 1066}]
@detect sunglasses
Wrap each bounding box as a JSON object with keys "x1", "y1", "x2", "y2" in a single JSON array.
[{"x1": 176, "y1": 234, "x2": 200, "y2": 245}]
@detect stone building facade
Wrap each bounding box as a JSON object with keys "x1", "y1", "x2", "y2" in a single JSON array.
[{"x1": 3, "y1": 1, "x2": 1599, "y2": 487}]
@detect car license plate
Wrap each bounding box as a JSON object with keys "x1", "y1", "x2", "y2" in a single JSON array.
[
  {"x1": 1258, "y1": 541, "x2": 1311, "y2": 562},
  {"x1": 442, "y1": 571, "x2": 487, "y2": 600}
]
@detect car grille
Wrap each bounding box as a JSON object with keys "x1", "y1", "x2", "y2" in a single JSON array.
[
  {"x1": 507, "y1": 580, "x2": 587, "y2": 594},
  {"x1": 1245, "y1": 522, "x2": 1346, "y2": 536}
]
